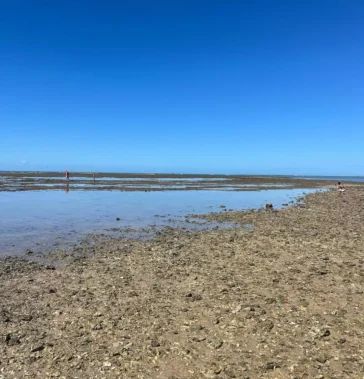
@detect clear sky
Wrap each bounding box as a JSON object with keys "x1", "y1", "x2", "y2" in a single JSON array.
[{"x1": 1, "y1": 0, "x2": 363, "y2": 175}]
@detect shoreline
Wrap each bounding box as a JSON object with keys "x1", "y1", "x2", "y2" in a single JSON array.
[
  {"x1": 1, "y1": 187, "x2": 364, "y2": 377},
  {"x1": 0, "y1": 172, "x2": 356, "y2": 192}
]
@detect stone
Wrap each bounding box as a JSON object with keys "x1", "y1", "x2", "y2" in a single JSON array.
[
  {"x1": 262, "y1": 320, "x2": 274, "y2": 331},
  {"x1": 209, "y1": 340, "x2": 224, "y2": 349},
  {"x1": 151, "y1": 339, "x2": 160, "y2": 348},
  {"x1": 192, "y1": 336, "x2": 206, "y2": 342},
  {"x1": 31, "y1": 344, "x2": 45, "y2": 353},
  {"x1": 225, "y1": 369, "x2": 236, "y2": 378},
  {"x1": 186, "y1": 293, "x2": 202, "y2": 301},
  {"x1": 21, "y1": 314, "x2": 33, "y2": 322},
  {"x1": 265, "y1": 362, "x2": 280, "y2": 370},
  {"x1": 232, "y1": 305, "x2": 242, "y2": 314},
  {"x1": 316, "y1": 356, "x2": 328, "y2": 364},
  {"x1": 189, "y1": 324, "x2": 204, "y2": 332},
  {"x1": 6, "y1": 334, "x2": 21, "y2": 346},
  {"x1": 0, "y1": 310, "x2": 11, "y2": 322}
]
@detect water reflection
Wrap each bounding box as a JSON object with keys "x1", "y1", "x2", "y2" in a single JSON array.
[{"x1": 0, "y1": 188, "x2": 322, "y2": 256}]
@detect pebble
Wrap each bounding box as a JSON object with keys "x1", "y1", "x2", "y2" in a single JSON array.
[
  {"x1": 225, "y1": 369, "x2": 236, "y2": 378},
  {"x1": 20, "y1": 314, "x2": 33, "y2": 322},
  {"x1": 316, "y1": 356, "x2": 329, "y2": 364},
  {"x1": 150, "y1": 339, "x2": 160, "y2": 348},
  {"x1": 192, "y1": 336, "x2": 206, "y2": 342},
  {"x1": 265, "y1": 362, "x2": 280, "y2": 370},
  {"x1": 6, "y1": 334, "x2": 21, "y2": 346},
  {"x1": 31, "y1": 344, "x2": 45, "y2": 353},
  {"x1": 209, "y1": 340, "x2": 224, "y2": 349}
]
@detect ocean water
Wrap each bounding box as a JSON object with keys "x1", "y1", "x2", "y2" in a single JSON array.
[
  {"x1": 0, "y1": 188, "x2": 320, "y2": 256},
  {"x1": 293, "y1": 176, "x2": 364, "y2": 183}
]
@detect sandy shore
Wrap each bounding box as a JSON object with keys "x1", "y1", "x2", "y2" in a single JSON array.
[{"x1": 1, "y1": 187, "x2": 364, "y2": 378}]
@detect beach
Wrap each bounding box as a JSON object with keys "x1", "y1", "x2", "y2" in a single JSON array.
[
  {"x1": 0, "y1": 173, "x2": 328, "y2": 256},
  {"x1": 1, "y1": 186, "x2": 364, "y2": 378},
  {"x1": 0, "y1": 172, "x2": 342, "y2": 192}
]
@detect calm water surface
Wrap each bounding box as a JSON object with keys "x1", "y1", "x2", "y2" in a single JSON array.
[
  {"x1": 0, "y1": 188, "x2": 319, "y2": 256},
  {"x1": 294, "y1": 176, "x2": 364, "y2": 183}
]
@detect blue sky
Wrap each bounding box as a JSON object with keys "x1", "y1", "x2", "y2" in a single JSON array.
[{"x1": 1, "y1": 0, "x2": 363, "y2": 175}]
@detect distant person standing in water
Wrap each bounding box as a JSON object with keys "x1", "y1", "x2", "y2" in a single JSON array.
[{"x1": 65, "y1": 170, "x2": 70, "y2": 180}]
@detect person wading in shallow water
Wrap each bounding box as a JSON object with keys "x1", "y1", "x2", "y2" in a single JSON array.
[{"x1": 65, "y1": 170, "x2": 70, "y2": 180}]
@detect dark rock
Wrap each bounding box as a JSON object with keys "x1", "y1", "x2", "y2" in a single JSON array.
[
  {"x1": 0, "y1": 310, "x2": 11, "y2": 322},
  {"x1": 265, "y1": 362, "x2": 280, "y2": 370},
  {"x1": 186, "y1": 293, "x2": 202, "y2": 301},
  {"x1": 31, "y1": 344, "x2": 45, "y2": 353},
  {"x1": 209, "y1": 340, "x2": 223, "y2": 349},
  {"x1": 116, "y1": 218, "x2": 120, "y2": 221},
  {"x1": 6, "y1": 334, "x2": 21, "y2": 346},
  {"x1": 225, "y1": 369, "x2": 236, "y2": 378},
  {"x1": 151, "y1": 339, "x2": 160, "y2": 348},
  {"x1": 265, "y1": 203, "x2": 273, "y2": 209},
  {"x1": 338, "y1": 338, "x2": 347, "y2": 344},
  {"x1": 214, "y1": 367, "x2": 223, "y2": 374},
  {"x1": 192, "y1": 336, "x2": 206, "y2": 342},
  {"x1": 265, "y1": 298, "x2": 277, "y2": 304},
  {"x1": 262, "y1": 320, "x2": 274, "y2": 332},
  {"x1": 92, "y1": 323, "x2": 103, "y2": 330},
  {"x1": 321, "y1": 329, "x2": 330, "y2": 337},
  {"x1": 316, "y1": 356, "x2": 328, "y2": 363}
]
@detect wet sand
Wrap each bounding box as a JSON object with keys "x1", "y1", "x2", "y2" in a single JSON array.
[
  {"x1": 0, "y1": 172, "x2": 340, "y2": 192},
  {"x1": 1, "y1": 186, "x2": 364, "y2": 378}
]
